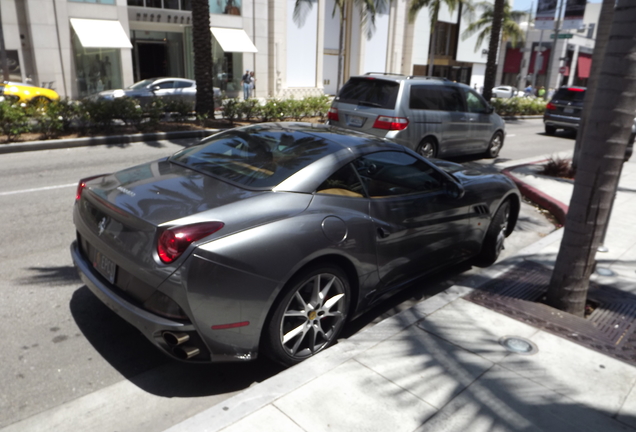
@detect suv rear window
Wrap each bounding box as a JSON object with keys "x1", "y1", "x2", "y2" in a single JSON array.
[
  {"x1": 552, "y1": 88, "x2": 586, "y2": 102},
  {"x1": 410, "y1": 85, "x2": 463, "y2": 111},
  {"x1": 337, "y1": 77, "x2": 399, "y2": 109}
]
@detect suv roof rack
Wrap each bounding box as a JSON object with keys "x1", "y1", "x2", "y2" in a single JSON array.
[
  {"x1": 406, "y1": 75, "x2": 449, "y2": 81},
  {"x1": 364, "y1": 72, "x2": 405, "y2": 76}
]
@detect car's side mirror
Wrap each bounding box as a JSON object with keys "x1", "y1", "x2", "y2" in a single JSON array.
[
  {"x1": 444, "y1": 180, "x2": 465, "y2": 199},
  {"x1": 486, "y1": 105, "x2": 495, "y2": 114},
  {"x1": 151, "y1": 85, "x2": 161, "y2": 92}
]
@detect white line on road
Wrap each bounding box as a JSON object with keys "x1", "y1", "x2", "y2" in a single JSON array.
[
  {"x1": 0, "y1": 183, "x2": 76, "y2": 197},
  {"x1": 507, "y1": 134, "x2": 516, "y2": 137}
]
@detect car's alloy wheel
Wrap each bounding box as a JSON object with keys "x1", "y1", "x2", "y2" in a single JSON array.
[
  {"x1": 475, "y1": 200, "x2": 511, "y2": 267},
  {"x1": 417, "y1": 138, "x2": 437, "y2": 158},
  {"x1": 485, "y1": 132, "x2": 503, "y2": 158},
  {"x1": 265, "y1": 265, "x2": 350, "y2": 366}
]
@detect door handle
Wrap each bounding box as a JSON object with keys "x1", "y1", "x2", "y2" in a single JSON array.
[{"x1": 377, "y1": 227, "x2": 391, "y2": 238}]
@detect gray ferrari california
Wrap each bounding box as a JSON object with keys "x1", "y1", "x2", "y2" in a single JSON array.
[{"x1": 71, "y1": 122, "x2": 520, "y2": 366}]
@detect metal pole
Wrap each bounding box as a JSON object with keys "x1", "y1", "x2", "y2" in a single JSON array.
[
  {"x1": 544, "y1": 0, "x2": 565, "y2": 94},
  {"x1": 532, "y1": 30, "x2": 544, "y2": 91},
  {"x1": 521, "y1": 3, "x2": 533, "y2": 90},
  {"x1": 0, "y1": 2, "x2": 10, "y2": 82}
]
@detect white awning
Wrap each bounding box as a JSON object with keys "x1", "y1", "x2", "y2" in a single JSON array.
[
  {"x1": 210, "y1": 27, "x2": 258, "y2": 53},
  {"x1": 70, "y1": 18, "x2": 133, "y2": 49}
]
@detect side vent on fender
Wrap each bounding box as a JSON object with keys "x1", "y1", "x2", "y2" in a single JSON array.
[{"x1": 474, "y1": 205, "x2": 490, "y2": 216}]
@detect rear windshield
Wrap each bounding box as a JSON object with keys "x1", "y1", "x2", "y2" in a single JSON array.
[
  {"x1": 552, "y1": 88, "x2": 586, "y2": 102},
  {"x1": 337, "y1": 77, "x2": 399, "y2": 109},
  {"x1": 169, "y1": 128, "x2": 341, "y2": 189}
]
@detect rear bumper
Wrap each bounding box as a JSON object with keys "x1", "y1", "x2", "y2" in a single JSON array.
[
  {"x1": 71, "y1": 240, "x2": 218, "y2": 362},
  {"x1": 544, "y1": 114, "x2": 580, "y2": 130}
]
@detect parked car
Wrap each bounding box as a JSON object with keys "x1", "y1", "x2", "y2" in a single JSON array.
[
  {"x1": 543, "y1": 86, "x2": 586, "y2": 135},
  {"x1": 0, "y1": 81, "x2": 60, "y2": 104},
  {"x1": 91, "y1": 77, "x2": 222, "y2": 109},
  {"x1": 492, "y1": 86, "x2": 521, "y2": 99},
  {"x1": 327, "y1": 73, "x2": 506, "y2": 159},
  {"x1": 71, "y1": 123, "x2": 520, "y2": 366}
]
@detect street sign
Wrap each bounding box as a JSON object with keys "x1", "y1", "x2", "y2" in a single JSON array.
[
  {"x1": 559, "y1": 66, "x2": 567, "y2": 74},
  {"x1": 550, "y1": 33, "x2": 574, "y2": 39}
]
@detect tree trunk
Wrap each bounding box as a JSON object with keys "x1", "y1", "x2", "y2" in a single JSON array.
[
  {"x1": 427, "y1": 22, "x2": 437, "y2": 77},
  {"x1": 482, "y1": 0, "x2": 504, "y2": 101},
  {"x1": 546, "y1": 0, "x2": 636, "y2": 316},
  {"x1": 191, "y1": 0, "x2": 215, "y2": 118},
  {"x1": 571, "y1": 0, "x2": 615, "y2": 170},
  {"x1": 337, "y1": 3, "x2": 345, "y2": 92}
]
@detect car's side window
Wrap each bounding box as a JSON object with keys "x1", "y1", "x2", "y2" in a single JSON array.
[
  {"x1": 463, "y1": 89, "x2": 489, "y2": 114},
  {"x1": 316, "y1": 164, "x2": 365, "y2": 198},
  {"x1": 174, "y1": 81, "x2": 193, "y2": 89},
  {"x1": 156, "y1": 81, "x2": 175, "y2": 89},
  {"x1": 410, "y1": 86, "x2": 463, "y2": 111},
  {"x1": 352, "y1": 151, "x2": 445, "y2": 198}
]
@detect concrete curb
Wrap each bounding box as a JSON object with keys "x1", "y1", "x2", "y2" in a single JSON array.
[
  {"x1": 163, "y1": 226, "x2": 566, "y2": 432},
  {"x1": 0, "y1": 129, "x2": 220, "y2": 154},
  {"x1": 502, "y1": 115, "x2": 543, "y2": 120},
  {"x1": 502, "y1": 164, "x2": 569, "y2": 226}
]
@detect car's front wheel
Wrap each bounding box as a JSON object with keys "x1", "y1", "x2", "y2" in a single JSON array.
[
  {"x1": 484, "y1": 132, "x2": 504, "y2": 158},
  {"x1": 264, "y1": 264, "x2": 350, "y2": 366},
  {"x1": 475, "y1": 200, "x2": 512, "y2": 267}
]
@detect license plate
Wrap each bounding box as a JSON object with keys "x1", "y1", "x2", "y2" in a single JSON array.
[
  {"x1": 347, "y1": 115, "x2": 365, "y2": 127},
  {"x1": 94, "y1": 250, "x2": 117, "y2": 284},
  {"x1": 563, "y1": 107, "x2": 574, "y2": 114}
]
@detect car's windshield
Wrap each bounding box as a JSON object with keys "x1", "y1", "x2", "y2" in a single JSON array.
[
  {"x1": 169, "y1": 127, "x2": 342, "y2": 189},
  {"x1": 128, "y1": 79, "x2": 155, "y2": 89}
]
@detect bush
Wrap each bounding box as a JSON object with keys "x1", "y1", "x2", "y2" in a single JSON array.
[
  {"x1": 305, "y1": 95, "x2": 331, "y2": 120},
  {"x1": 260, "y1": 99, "x2": 285, "y2": 122},
  {"x1": 0, "y1": 101, "x2": 31, "y2": 141},
  {"x1": 222, "y1": 98, "x2": 241, "y2": 124},
  {"x1": 491, "y1": 97, "x2": 547, "y2": 116},
  {"x1": 239, "y1": 99, "x2": 260, "y2": 121},
  {"x1": 164, "y1": 99, "x2": 193, "y2": 123},
  {"x1": 540, "y1": 156, "x2": 576, "y2": 179}
]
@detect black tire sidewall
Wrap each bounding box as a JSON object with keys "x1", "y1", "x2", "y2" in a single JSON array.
[
  {"x1": 476, "y1": 200, "x2": 511, "y2": 267},
  {"x1": 263, "y1": 264, "x2": 351, "y2": 366},
  {"x1": 417, "y1": 138, "x2": 437, "y2": 158},
  {"x1": 486, "y1": 132, "x2": 503, "y2": 158}
]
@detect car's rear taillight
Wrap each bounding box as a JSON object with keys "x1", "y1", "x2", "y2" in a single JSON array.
[
  {"x1": 327, "y1": 107, "x2": 339, "y2": 122},
  {"x1": 76, "y1": 175, "x2": 108, "y2": 201},
  {"x1": 157, "y1": 222, "x2": 224, "y2": 264},
  {"x1": 373, "y1": 116, "x2": 409, "y2": 131},
  {"x1": 546, "y1": 102, "x2": 557, "y2": 111}
]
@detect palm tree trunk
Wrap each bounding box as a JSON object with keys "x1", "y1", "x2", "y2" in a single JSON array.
[
  {"x1": 482, "y1": 0, "x2": 504, "y2": 101},
  {"x1": 191, "y1": 0, "x2": 215, "y2": 117},
  {"x1": 546, "y1": 0, "x2": 636, "y2": 316},
  {"x1": 572, "y1": 0, "x2": 615, "y2": 170},
  {"x1": 337, "y1": 3, "x2": 346, "y2": 92}
]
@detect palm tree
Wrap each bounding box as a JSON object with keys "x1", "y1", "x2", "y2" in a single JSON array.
[
  {"x1": 408, "y1": 0, "x2": 472, "y2": 77},
  {"x1": 293, "y1": 0, "x2": 389, "y2": 92},
  {"x1": 546, "y1": 0, "x2": 636, "y2": 317},
  {"x1": 461, "y1": 0, "x2": 525, "y2": 51},
  {"x1": 191, "y1": 0, "x2": 215, "y2": 117}
]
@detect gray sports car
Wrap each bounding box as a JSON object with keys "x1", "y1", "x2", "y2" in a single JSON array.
[{"x1": 71, "y1": 123, "x2": 520, "y2": 366}]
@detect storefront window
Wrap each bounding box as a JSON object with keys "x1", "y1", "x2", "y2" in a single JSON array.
[
  {"x1": 132, "y1": 30, "x2": 185, "y2": 81},
  {"x1": 209, "y1": 0, "x2": 241, "y2": 15},
  {"x1": 72, "y1": 33, "x2": 123, "y2": 98},
  {"x1": 126, "y1": 0, "x2": 194, "y2": 11},
  {"x1": 212, "y1": 36, "x2": 243, "y2": 98},
  {"x1": 71, "y1": 0, "x2": 115, "y2": 4}
]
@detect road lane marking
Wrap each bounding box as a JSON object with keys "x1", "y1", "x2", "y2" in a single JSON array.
[
  {"x1": 0, "y1": 183, "x2": 76, "y2": 196},
  {"x1": 507, "y1": 134, "x2": 516, "y2": 137}
]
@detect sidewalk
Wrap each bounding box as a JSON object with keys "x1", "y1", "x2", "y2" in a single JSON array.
[{"x1": 165, "y1": 156, "x2": 636, "y2": 432}]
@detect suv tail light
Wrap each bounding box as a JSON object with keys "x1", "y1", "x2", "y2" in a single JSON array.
[
  {"x1": 76, "y1": 175, "x2": 108, "y2": 201},
  {"x1": 373, "y1": 116, "x2": 409, "y2": 131},
  {"x1": 546, "y1": 102, "x2": 557, "y2": 111},
  {"x1": 157, "y1": 222, "x2": 224, "y2": 264},
  {"x1": 327, "y1": 107, "x2": 339, "y2": 122}
]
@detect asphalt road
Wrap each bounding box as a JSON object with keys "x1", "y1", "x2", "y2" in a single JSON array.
[{"x1": 0, "y1": 119, "x2": 575, "y2": 431}]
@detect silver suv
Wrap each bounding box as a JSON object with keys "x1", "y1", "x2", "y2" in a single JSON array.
[{"x1": 327, "y1": 74, "x2": 506, "y2": 158}]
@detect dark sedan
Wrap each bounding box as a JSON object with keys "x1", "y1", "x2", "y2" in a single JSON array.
[
  {"x1": 92, "y1": 77, "x2": 221, "y2": 109},
  {"x1": 71, "y1": 123, "x2": 520, "y2": 366}
]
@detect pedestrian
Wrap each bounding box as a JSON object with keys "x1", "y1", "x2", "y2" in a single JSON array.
[
  {"x1": 538, "y1": 86, "x2": 546, "y2": 98},
  {"x1": 241, "y1": 70, "x2": 251, "y2": 100},
  {"x1": 249, "y1": 71, "x2": 255, "y2": 98},
  {"x1": 524, "y1": 84, "x2": 533, "y2": 97}
]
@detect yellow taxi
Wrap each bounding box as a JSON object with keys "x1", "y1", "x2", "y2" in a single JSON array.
[{"x1": 0, "y1": 81, "x2": 60, "y2": 104}]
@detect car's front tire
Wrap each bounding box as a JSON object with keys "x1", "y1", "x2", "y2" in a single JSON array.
[
  {"x1": 475, "y1": 200, "x2": 512, "y2": 267},
  {"x1": 484, "y1": 132, "x2": 504, "y2": 158},
  {"x1": 263, "y1": 264, "x2": 350, "y2": 366}
]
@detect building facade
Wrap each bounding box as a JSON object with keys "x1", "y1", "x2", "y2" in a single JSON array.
[{"x1": 0, "y1": 0, "x2": 494, "y2": 100}]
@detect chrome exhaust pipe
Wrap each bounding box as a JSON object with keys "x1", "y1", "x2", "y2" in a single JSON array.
[
  {"x1": 173, "y1": 345, "x2": 200, "y2": 360},
  {"x1": 163, "y1": 331, "x2": 190, "y2": 347}
]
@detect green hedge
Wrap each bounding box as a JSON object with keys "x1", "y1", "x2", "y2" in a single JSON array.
[
  {"x1": 222, "y1": 95, "x2": 331, "y2": 125},
  {"x1": 491, "y1": 97, "x2": 547, "y2": 117}
]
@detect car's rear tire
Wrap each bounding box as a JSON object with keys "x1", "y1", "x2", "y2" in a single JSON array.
[
  {"x1": 484, "y1": 132, "x2": 504, "y2": 158},
  {"x1": 545, "y1": 125, "x2": 557, "y2": 135},
  {"x1": 417, "y1": 138, "x2": 437, "y2": 158},
  {"x1": 263, "y1": 264, "x2": 350, "y2": 367},
  {"x1": 475, "y1": 200, "x2": 512, "y2": 267}
]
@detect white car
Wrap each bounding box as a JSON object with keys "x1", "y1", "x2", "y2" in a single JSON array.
[{"x1": 492, "y1": 86, "x2": 521, "y2": 99}]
